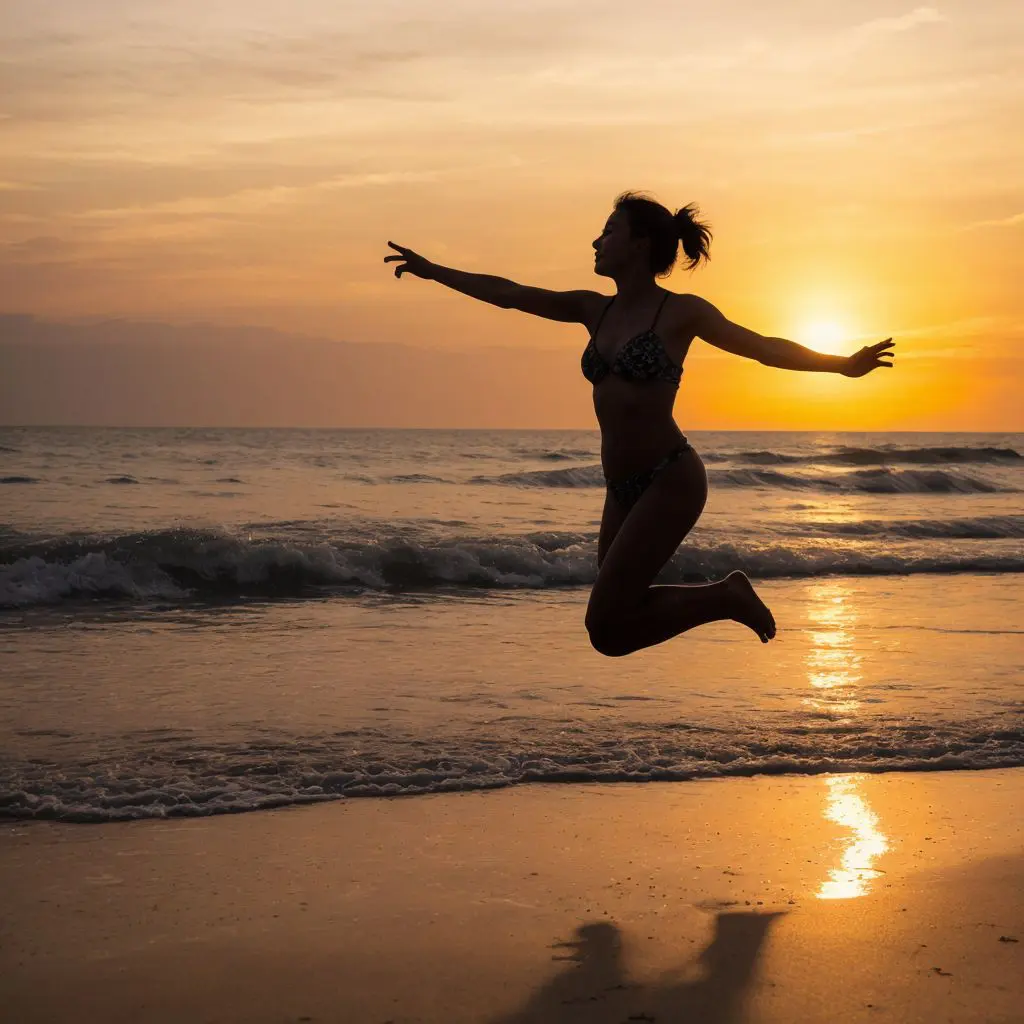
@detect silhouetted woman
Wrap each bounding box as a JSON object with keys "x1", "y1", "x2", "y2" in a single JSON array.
[{"x1": 384, "y1": 192, "x2": 894, "y2": 656}]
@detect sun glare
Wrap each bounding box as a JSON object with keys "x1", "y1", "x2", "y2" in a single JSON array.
[
  {"x1": 800, "y1": 320, "x2": 847, "y2": 355},
  {"x1": 798, "y1": 319, "x2": 847, "y2": 356}
]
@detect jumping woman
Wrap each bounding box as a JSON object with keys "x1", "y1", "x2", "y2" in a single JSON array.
[{"x1": 384, "y1": 192, "x2": 894, "y2": 657}]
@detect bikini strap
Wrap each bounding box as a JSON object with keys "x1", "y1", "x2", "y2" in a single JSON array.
[
  {"x1": 590, "y1": 297, "x2": 615, "y2": 340},
  {"x1": 650, "y1": 291, "x2": 671, "y2": 331}
]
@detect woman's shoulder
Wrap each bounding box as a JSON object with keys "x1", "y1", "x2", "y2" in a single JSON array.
[{"x1": 660, "y1": 292, "x2": 715, "y2": 342}]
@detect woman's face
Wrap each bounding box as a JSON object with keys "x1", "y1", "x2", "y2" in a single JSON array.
[{"x1": 592, "y1": 210, "x2": 646, "y2": 278}]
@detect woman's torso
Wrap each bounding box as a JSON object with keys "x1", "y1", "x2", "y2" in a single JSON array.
[{"x1": 582, "y1": 291, "x2": 696, "y2": 479}]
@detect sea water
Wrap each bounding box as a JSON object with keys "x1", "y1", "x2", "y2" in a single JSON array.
[{"x1": 1, "y1": 427, "x2": 1021, "y2": 821}]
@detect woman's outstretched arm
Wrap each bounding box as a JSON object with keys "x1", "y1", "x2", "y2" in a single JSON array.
[
  {"x1": 685, "y1": 295, "x2": 894, "y2": 377},
  {"x1": 384, "y1": 241, "x2": 602, "y2": 324}
]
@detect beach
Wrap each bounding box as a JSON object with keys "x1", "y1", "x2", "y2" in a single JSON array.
[{"x1": 2, "y1": 771, "x2": 1022, "y2": 1023}]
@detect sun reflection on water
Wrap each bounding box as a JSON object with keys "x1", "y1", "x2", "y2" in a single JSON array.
[
  {"x1": 817, "y1": 775, "x2": 890, "y2": 899},
  {"x1": 803, "y1": 581, "x2": 863, "y2": 716},
  {"x1": 803, "y1": 581, "x2": 890, "y2": 898}
]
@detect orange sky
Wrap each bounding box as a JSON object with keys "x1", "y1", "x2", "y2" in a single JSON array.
[{"x1": 1, "y1": 1, "x2": 1021, "y2": 428}]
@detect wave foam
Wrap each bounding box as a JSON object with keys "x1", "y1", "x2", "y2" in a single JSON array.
[
  {"x1": 3, "y1": 715, "x2": 1020, "y2": 821},
  {"x1": 704, "y1": 445, "x2": 1021, "y2": 466},
  {"x1": 714, "y1": 466, "x2": 1012, "y2": 494},
  {"x1": 474, "y1": 463, "x2": 1014, "y2": 494},
  {"x1": 1, "y1": 525, "x2": 1021, "y2": 607},
  {"x1": 795, "y1": 515, "x2": 1024, "y2": 540},
  {"x1": 473, "y1": 466, "x2": 606, "y2": 488}
]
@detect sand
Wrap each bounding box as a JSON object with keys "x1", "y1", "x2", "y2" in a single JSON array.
[{"x1": 1, "y1": 769, "x2": 1022, "y2": 1024}]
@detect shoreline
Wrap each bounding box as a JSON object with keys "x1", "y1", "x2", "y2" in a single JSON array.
[
  {"x1": 2, "y1": 769, "x2": 1021, "y2": 1022},
  {"x1": 6, "y1": 759, "x2": 1024, "y2": 825}
]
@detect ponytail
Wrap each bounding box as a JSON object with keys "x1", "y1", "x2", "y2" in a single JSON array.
[
  {"x1": 673, "y1": 203, "x2": 712, "y2": 270},
  {"x1": 615, "y1": 191, "x2": 712, "y2": 275}
]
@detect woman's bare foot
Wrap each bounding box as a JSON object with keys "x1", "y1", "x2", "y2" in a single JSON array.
[{"x1": 723, "y1": 570, "x2": 776, "y2": 643}]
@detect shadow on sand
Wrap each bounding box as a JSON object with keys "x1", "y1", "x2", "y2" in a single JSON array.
[{"x1": 490, "y1": 911, "x2": 783, "y2": 1023}]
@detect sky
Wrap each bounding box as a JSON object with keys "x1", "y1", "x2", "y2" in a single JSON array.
[{"x1": 1, "y1": 0, "x2": 1022, "y2": 428}]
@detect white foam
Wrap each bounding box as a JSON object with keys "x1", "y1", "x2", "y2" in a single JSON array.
[
  {"x1": 3, "y1": 714, "x2": 1021, "y2": 822},
  {"x1": 2, "y1": 528, "x2": 1022, "y2": 607}
]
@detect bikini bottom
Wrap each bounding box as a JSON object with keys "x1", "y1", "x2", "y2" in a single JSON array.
[{"x1": 605, "y1": 438, "x2": 692, "y2": 512}]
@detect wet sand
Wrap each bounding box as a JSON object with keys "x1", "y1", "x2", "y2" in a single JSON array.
[{"x1": 1, "y1": 769, "x2": 1022, "y2": 1023}]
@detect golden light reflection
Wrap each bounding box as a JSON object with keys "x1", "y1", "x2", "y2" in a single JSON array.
[
  {"x1": 802, "y1": 581, "x2": 862, "y2": 715},
  {"x1": 817, "y1": 775, "x2": 890, "y2": 900},
  {"x1": 803, "y1": 581, "x2": 890, "y2": 898}
]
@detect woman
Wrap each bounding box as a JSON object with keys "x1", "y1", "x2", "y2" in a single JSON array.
[{"x1": 384, "y1": 191, "x2": 894, "y2": 657}]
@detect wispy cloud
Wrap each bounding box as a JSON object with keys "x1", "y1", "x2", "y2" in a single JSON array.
[
  {"x1": 886, "y1": 316, "x2": 1024, "y2": 356},
  {"x1": 853, "y1": 6, "x2": 947, "y2": 38},
  {"x1": 963, "y1": 212, "x2": 1024, "y2": 230},
  {"x1": 67, "y1": 170, "x2": 447, "y2": 227}
]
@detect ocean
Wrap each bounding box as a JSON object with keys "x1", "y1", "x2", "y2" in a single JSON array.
[{"x1": 1, "y1": 427, "x2": 1021, "y2": 822}]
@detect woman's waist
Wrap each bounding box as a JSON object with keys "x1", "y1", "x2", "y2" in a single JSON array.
[{"x1": 600, "y1": 426, "x2": 692, "y2": 480}]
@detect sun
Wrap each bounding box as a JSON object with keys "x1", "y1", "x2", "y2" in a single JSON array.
[{"x1": 800, "y1": 320, "x2": 847, "y2": 355}]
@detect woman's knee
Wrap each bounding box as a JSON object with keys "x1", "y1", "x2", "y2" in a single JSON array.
[{"x1": 585, "y1": 607, "x2": 629, "y2": 658}]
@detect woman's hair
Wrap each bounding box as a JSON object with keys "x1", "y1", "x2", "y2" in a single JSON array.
[{"x1": 614, "y1": 191, "x2": 712, "y2": 275}]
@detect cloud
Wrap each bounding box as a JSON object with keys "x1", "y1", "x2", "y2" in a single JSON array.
[
  {"x1": 853, "y1": 7, "x2": 947, "y2": 38},
  {"x1": 886, "y1": 316, "x2": 1024, "y2": 356},
  {"x1": 0, "y1": 3, "x2": 608, "y2": 127},
  {"x1": 0, "y1": 37, "x2": 434, "y2": 125},
  {"x1": 64, "y1": 161, "x2": 517, "y2": 227},
  {"x1": 963, "y1": 212, "x2": 1024, "y2": 230}
]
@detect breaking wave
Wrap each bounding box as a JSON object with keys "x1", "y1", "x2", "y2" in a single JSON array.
[
  {"x1": 713, "y1": 467, "x2": 1014, "y2": 494},
  {"x1": 786, "y1": 515, "x2": 1024, "y2": 540},
  {"x1": 2, "y1": 714, "x2": 1021, "y2": 821},
  {"x1": 479, "y1": 464, "x2": 1014, "y2": 494},
  {"x1": 2, "y1": 525, "x2": 1021, "y2": 608},
  {"x1": 475, "y1": 466, "x2": 605, "y2": 488},
  {"x1": 703, "y1": 445, "x2": 1021, "y2": 466}
]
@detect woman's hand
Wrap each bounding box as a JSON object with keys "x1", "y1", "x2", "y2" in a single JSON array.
[
  {"x1": 384, "y1": 241, "x2": 435, "y2": 280},
  {"x1": 841, "y1": 338, "x2": 895, "y2": 377}
]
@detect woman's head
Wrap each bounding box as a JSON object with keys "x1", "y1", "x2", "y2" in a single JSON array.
[{"x1": 592, "y1": 191, "x2": 712, "y2": 279}]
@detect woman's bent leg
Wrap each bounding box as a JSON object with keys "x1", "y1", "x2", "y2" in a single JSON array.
[
  {"x1": 585, "y1": 451, "x2": 775, "y2": 656},
  {"x1": 588, "y1": 573, "x2": 775, "y2": 657}
]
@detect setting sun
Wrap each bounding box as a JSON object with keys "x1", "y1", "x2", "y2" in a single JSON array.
[{"x1": 799, "y1": 320, "x2": 849, "y2": 355}]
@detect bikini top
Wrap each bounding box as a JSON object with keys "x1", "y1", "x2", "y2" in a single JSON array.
[{"x1": 581, "y1": 293, "x2": 682, "y2": 387}]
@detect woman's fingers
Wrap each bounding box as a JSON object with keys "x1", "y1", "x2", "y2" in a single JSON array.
[
  {"x1": 384, "y1": 240, "x2": 422, "y2": 281},
  {"x1": 860, "y1": 339, "x2": 895, "y2": 371},
  {"x1": 383, "y1": 241, "x2": 432, "y2": 281}
]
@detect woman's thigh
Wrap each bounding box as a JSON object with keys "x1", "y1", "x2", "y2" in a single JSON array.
[
  {"x1": 588, "y1": 450, "x2": 708, "y2": 618},
  {"x1": 596, "y1": 487, "x2": 628, "y2": 569}
]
